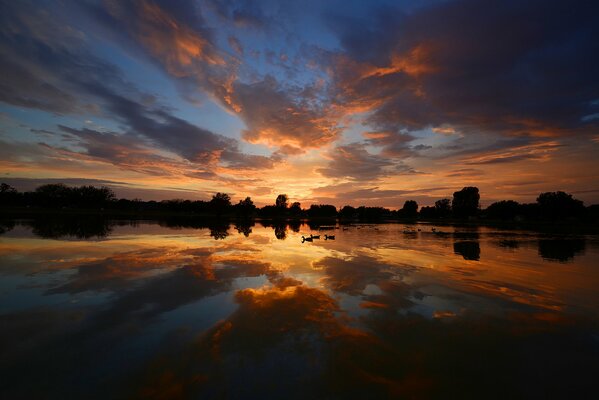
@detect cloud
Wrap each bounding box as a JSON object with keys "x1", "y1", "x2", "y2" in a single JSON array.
[
  {"x1": 363, "y1": 130, "x2": 416, "y2": 156},
  {"x1": 88, "y1": 1, "x2": 342, "y2": 153},
  {"x1": 227, "y1": 35, "x2": 244, "y2": 55},
  {"x1": 0, "y1": 1, "x2": 276, "y2": 179},
  {"x1": 204, "y1": 0, "x2": 271, "y2": 30},
  {"x1": 444, "y1": 168, "x2": 485, "y2": 178},
  {"x1": 317, "y1": 143, "x2": 417, "y2": 181},
  {"x1": 0, "y1": 1, "x2": 123, "y2": 115},
  {"x1": 460, "y1": 141, "x2": 562, "y2": 165},
  {"x1": 309, "y1": 183, "x2": 452, "y2": 208},
  {"x1": 325, "y1": 0, "x2": 599, "y2": 138},
  {"x1": 315, "y1": 255, "x2": 394, "y2": 295},
  {"x1": 231, "y1": 76, "x2": 341, "y2": 151},
  {"x1": 49, "y1": 245, "x2": 274, "y2": 330}
]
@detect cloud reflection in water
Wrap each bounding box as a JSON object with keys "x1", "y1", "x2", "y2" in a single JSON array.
[{"x1": 0, "y1": 221, "x2": 598, "y2": 398}]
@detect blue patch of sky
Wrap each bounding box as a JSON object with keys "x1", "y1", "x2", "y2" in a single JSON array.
[
  {"x1": 0, "y1": 104, "x2": 84, "y2": 145},
  {"x1": 89, "y1": 27, "x2": 247, "y2": 140}
]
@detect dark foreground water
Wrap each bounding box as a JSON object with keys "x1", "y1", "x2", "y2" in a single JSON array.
[{"x1": 1, "y1": 219, "x2": 598, "y2": 399}]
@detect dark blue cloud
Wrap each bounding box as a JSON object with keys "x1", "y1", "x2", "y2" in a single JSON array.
[{"x1": 327, "y1": 0, "x2": 599, "y2": 137}]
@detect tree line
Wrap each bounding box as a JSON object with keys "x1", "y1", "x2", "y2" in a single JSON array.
[{"x1": 1, "y1": 183, "x2": 597, "y2": 222}]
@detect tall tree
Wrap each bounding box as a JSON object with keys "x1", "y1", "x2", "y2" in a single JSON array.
[
  {"x1": 434, "y1": 198, "x2": 451, "y2": 217},
  {"x1": 236, "y1": 197, "x2": 256, "y2": 216},
  {"x1": 210, "y1": 192, "x2": 231, "y2": 215},
  {"x1": 275, "y1": 194, "x2": 288, "y2": 209},
  {"x1": 289, "y1": 202, "x2": 302, "y2": 216},
  {"x1": 401, "y1": 200, "x2": 418, "y2": 217},
  {"x1": 537, "y1": 191, "x2": 584, "y2": 219},
  {"x1": 452, "y1": 187, "x2": 480, "y2": 218}
]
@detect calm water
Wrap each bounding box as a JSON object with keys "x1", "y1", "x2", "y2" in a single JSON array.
[{"x1": 1, "y1": 219, "x2": 599, "y2": 399}]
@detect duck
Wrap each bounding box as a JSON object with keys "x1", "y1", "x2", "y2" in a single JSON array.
[
  {"x1": 324, "y1": 234, "x2": 335, "y2": 240},
  {"x1": 301, "y1": 235, "x2": 313, "y2": 242},
  {"x1": 310, "y1": 234, "x2": 320, "y2": 239}
]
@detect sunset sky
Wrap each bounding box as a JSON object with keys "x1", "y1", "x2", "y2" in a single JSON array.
[{"x1": 1, "y1": 0, "x2": 598, "y2": 207}]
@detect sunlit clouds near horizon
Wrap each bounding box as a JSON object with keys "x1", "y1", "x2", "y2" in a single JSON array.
[{"x1": 1, "y1": 0, "x2": 598, "y2": 207}]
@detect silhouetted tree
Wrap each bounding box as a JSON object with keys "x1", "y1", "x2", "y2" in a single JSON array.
[
  {"x1": 536, "y1": 191, "x2": 584, "y2": 219},
  {"x1": 210, "y1": 192, "x2": 231, "y2": 215},
  {"x1": 307, "y1": 204, "x2": 337, "y2": 218},
  {"x1": 452, "y1": 187, "x2": 480, "y2": 218},
  {"x1": 34, "y1": 183, "x2": 73, "y2": 207},
  {"x1": 235, "y1": 196, "x2": 256, "y2": 216},
  {"x1": 434, "y1": 198, "x2": 451, "y2": 218},
  {"x1": 258, "y1": 205, "x2": 277, "y2": 218},
  {"x1": 588, "y1": 204, "x2": 599, "y2": 223},
  {"x1": 161, "y1": 199, "x2": 189, "y2": 213},
  {"x1": 356, "y1": 206, "x2": 391, "y2": 220},
  {"x1": 0, "y1": 183, "x2": 20, "y2": 206},
  {"x1": 419, "y1": 206, "x2": 436, "y2": 218},
  {"x1": 339, "y1": 205, "x2": 357, "y2": 219},
  {"x1": 518, "y1": 202, "x2": 541, "y2": 220},
  {"x1": 400, "y1": 200, "x2": 418, "y2": 218},
  {"x1": 73, "y1": 185, "x2": 115, "y2": 207},
  {"x1": 485, "y1": 200, "x2": 521, "y2": 220},
  {"x1": 289, "y1": 201, "x2": 302, "y2": 217},
  {"x1": 275, "y1": 194, "x2": 288, "y2": 209}
]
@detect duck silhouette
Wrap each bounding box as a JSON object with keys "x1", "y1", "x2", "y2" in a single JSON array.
[
  {"x1": 324, "y1": 234, "x2": 335, "y2": 240},
  {"x1": 310, "y1": 234, "x2": 320, "y2": 239},
  {"x1": 301, "y1": 235, "x2": 313, "y2": 242}
]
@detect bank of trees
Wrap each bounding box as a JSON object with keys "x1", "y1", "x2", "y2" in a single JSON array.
[{"x1": 1, "y1": 183, "x2": 596, "y2": 222}]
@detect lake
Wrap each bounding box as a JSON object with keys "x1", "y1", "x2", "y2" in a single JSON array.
[{"x1": 1, "y1": 219, "x2": 598, "y2": 399}]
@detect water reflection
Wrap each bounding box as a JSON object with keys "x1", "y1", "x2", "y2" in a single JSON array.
[
  {"x1": 497, "y1": 239, "x2": 519, "y2": 249},
  {"x1": 538, "y1": 238, "x2": 586, "y2": 262},
  {"x1": 234, "y1": 220, "x2": 253, "y2": 237},
  {"x1": 209, "y1": 222, "x2": 230, "y2": 240},
  {"x1": 27, "y1": 215, "x2": 116, "y2": 238},
  {"x1": 453, "y1": 241, "x2": 481, "y2": 260},
  {"x1": 0, "y1": 219, "x2": 15, "y2": 234},
  {"x1": 3, "y1": 218, "x2": 591, "y2": 265},
  {"x1": 1, "y1": 220, "x2": 598, "y2": 399}
]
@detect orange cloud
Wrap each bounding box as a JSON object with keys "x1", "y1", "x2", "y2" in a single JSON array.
[{"x1": 460, "y1": 141, "x2": 562, "y2": 165}]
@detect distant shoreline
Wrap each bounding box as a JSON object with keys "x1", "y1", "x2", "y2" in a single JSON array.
[{"x1": 2, "y1": 206, "x2": 598, "y2": 234}]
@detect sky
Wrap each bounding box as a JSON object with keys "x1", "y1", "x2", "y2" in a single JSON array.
[{"x1": 0, "y1": 0, "x2": 598, "y2": 207}]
